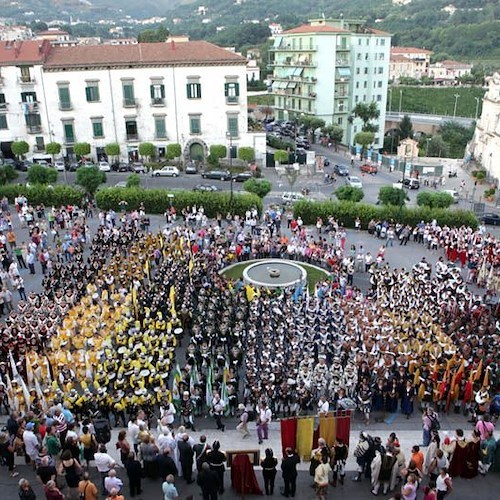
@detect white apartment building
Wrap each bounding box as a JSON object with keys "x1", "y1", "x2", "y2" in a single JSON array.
[
  {"x1": 469, "y1": 73, "x2": 500, "y2": 182},
  {"x1": 0, "y1": 38, "x2": 265, "y2": 163},
  {"x1": 429, "y1": 60, "x2": 473, "y2": 84},
  {"x1": 389, "y1": 47, "x2": 432, "y2": 81},
  {"x1": 270, "y1": 19, "x2": 391, "y2": 149}
]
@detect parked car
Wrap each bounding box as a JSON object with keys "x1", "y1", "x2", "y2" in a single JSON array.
[
  {"x1": 282, "y1": 192, "x2": 305, "y2": 203},
  {"x1": 480, "y1": 213, "x2": 500, "y2": 226},
  {"x1": 115, "y1": 181, "x2": 127, "y2": 188},
  {"x1": 193, "y1": 184, "x2": 219, "y2": 192},
  {"x1": 112, "y1": 162, "x2": 129, "y2": 172},
  {"x1": 403, "y1": 178, "x2": 420, "y2": 189},
  {"x1": 443, "y1": 189, "x2": 459, "y2": 203},
  {"x1": 67, "y1": 162, "x2": 80, "y2": 172},
  {"x1": 152, "y1": 166, "x2": 180, "y2": 177},
  {"x1": 54, "y1": 160, "x2": 66, "y2": 172},
  {"x1": 185, "y1": 163, "x2": 198, "y2": 174},
  {"x1": 347, "y1": 176, "x2": 363, "y2": 189},
  {"x1": 360, "y1": 163, "x2": 378, "y2": 174},
  {"x1": 81, "y1": 161, "x2": 95, "y2": 168},
  {"x1": 334, "y1": 164, "x2": 349, "y2": 176},
  {"x1": 201, "y1": 169, "x2": 231, "y2": 181},
  {"x1": 98, "y1": 161, "x2": 111, "y2": 172},
  {"x1": 129, "y1": 162, "x2": 146, "y2": 173},
  {"x1": 232, "y1": 172, "x2": 253, "y2": 182}
]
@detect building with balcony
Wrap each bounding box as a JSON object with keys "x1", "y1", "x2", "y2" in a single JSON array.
[
  {"x1": 429, "y1": 60, "x2": 473, "y2": 84},
  {"x1": 469, "y1": 73, "x2": 500, "y2": 182},
  {"x1": 0, "y1": 38, "x2": 265, "y2": 163},
  {"x1": 389, "y1": 47, "x2": 432, "y2": 81},
  {"x1": 270, "y1": 19, "x2": 391, "y2": 149}
]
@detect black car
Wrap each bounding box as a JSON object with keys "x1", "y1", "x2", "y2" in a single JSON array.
[
  {"x1": 201, "y1": 169, "x2": 231, "y2": 181},
  {"x1": 334, "y1": 164, "x2": 349, "y2": 176},
  {"x1": 111, "y1": 162, "x2": 130, "y2": 172},
  {"x1": 129, "y1": 162, "x2": 146, "y2": 173},
  {"x1": 67, "y1": 162, "x2": 80, "y2": 172},
  {"x1": 481, "y1": 213, "x2": 500, "y2": 226},
  {"x1": 193, "y1": 184, "x2": 219, "y2": 192},
  {"x1": 232, "y1": 172, "x2": 253, "y2": 182}
]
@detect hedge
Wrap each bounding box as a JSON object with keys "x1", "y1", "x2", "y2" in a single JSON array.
[
  {"x1": 0, "y1": 184, "x2": 84, "y2": 206},
  {"x1": 293, "y1": 200, "x2": 479, "y2": 229},
  {"x1": 95, "y1": 188, "x2": 263, "y2": 217}
]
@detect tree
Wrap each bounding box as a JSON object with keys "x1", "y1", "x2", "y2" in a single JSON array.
[
  {"x1": 209, "y1": 145, "x2": 227, "y2": 160},
  {"x1": 45, "y1": 142, "x2": 62, "y2": 162},
  {"x1": 439, "y1": 121, "x2": 474, "y2": 159},
  {"x1": 322, "y1": 125, "x2": 344, "y2": 151},
  {"x1": 398, "y1": 115, "x2": 414, "y2": 140},
  {"x1": 76, "y1": 166, "x2": 106, "y2": 195},
  {"x1": 352, "y1": 102, "x2": 380, "y2": 132},
  {"x1": 334, "y1": 185, "x2": 364, "y2": 202},
  {"x1": 139, "y1": 142, "x2": 156, "y2": 162},
  {"x1": 274, "y1": 150, "x2": 289, "y2": 164},
  {"x1": 297, "y1": 116, "x2": 325, "y2": 142},
  {"x1": 27, "y1": 165, "x2": 58, "y2": 185},
  {"x1": 137, "y1": 25, "x2": 169, "y2": 43},
  {"x1": 166, "y1": 143, "x2": 182, "y2": 161},
  {"x1": 105, "y1": 143, "x2": 120, "y2": 164},
  {"x1": 353, "y1": 132, "x2": 375, "y2": 159},
  {"x1": 378, "y1": 186, "x2": 409, "y2": 206},
  {"x1": 417, "y1": 192, "x2": 454, "y2": 209},
  {"x1": 126, "y1": 174, "x2": 141, "y2": 188},
  {"x1": 243, "y1": 179, "x2": 272, "y2": 198},
  {"x1": 237, "y1": 147, "x2": 255, "y2": 163},
  {"x1": 74, "y1": 142, "x2": 91, "y2": 159},
  {"x1": 427, "y1": 135, "x2": 449, "y2": 158},
  {"x1": 11, "y1": 141, "x2": 29, "y2": 159},
  {"x1": 0, "y1": 165, "x2": 18, "y2": 185}
]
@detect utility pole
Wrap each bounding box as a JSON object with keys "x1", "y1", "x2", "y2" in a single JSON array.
[
  {"x1": 398, "y1": 89, "x2": 403, "y2": 114},
  {"x1": 453, "y1": 94, "x2": 460, "y2": 119}
]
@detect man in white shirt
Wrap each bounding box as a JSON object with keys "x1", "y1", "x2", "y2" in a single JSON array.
[
  {"x1": 128, "y1": 418, "x2": 140, "y2": 454},
  {"x1": 318, "y1": 396, "x2": 329, "y2": 415},
  {"x1": 23, "y1": 422, "x2": 39, "y2": 463},
  {"x1": 257, "y1": 402, "x2": 272, "y2": 444},
  {"x1": 158, "y1": 429, "x2": 176, "y2": 455},
  {"x1": 104, "y1": 469, "x2": 123, "y2": 495},
  {"x1": 94, "y1": 444, "x2": 116, "y2": 496}
]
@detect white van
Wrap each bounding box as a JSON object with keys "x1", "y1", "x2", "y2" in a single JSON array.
[
  {"x1": 443, "y1": 189, "x2": 459, "y2": 203},
  {"x1": 282, "y1": 192, "x2": 305, "y2": 203}
]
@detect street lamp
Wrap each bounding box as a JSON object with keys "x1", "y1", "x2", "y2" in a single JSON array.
[
  {"x1": 226, "y1": 132, "x2": 234, "y2": 205},
  {"x1": 398, "y1": 89, "x2": 403, "y2": 114},
  {"x1": 453, "y1": 93, "x2": 460, "y2": 119},
  {"x1": 474, "y1": 96, "x2": 481, "y2": 121}
]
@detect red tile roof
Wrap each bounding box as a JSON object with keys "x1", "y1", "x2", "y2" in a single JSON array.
[
  {"x1": 0, "y1": 40, "x2": 51, "y2": 65},
  {"x1": 44, "y1": 40, "x2": 246, "y2": 69},
  {"x1": 365, "y1": 27, "x2": 391, "y2": 36},
  {"x1": 391, "y1": 47, "x2": 432, "y2": 55},
  {"x1": 283, "y1": 24, "x2": 348, "y2": 34}
]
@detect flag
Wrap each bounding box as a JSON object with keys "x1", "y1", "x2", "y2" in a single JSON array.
[
  {"x1": 9, "y1": 351, "x2": 31, "y2": 409},
  {"x1": 172, "y1": 363, "x2": 182, "y2": 402},
  {"x1": 483, "y1": 366, "x2": 490, "y2": 388},
  {"x1": 25, "y1": 355, "x2": 34, "y2": 387},
  {"x1": 221, "y1": 363, "x2": 230, "y2": 416},
  {"x1": 169, "y1": 285, "x2": 176, "y2": 317},
  {"x1": 131, "y1": 286, "x2": 138, "y2": 319},
  {"x1": 43, "y1": 356, "x2": 52, "y2": 384},
  {"x1": 145, "y1": 258, "x2": 150, "y2": 279},
  {"x1": 189, "y1": 365, "x2": 199, "y2": 394},
  {"x1": 206, "y1": 366, "x2": 214, "y2": 409},
  {"x1": 188, "y1": 258, "x2": 194, "y2": 276},
  {"x1": 34, "y1": 378, "x2": 47, "y2": 412},
  {"x1": 292, "y1": 285, "x2": 303, "y2": 303},
  {"x1": 245, "y1": 284, "x2": 257, "y2": 302},
  {"x1": 474, "y1": 359, "x2": 483, "y2": 382}
]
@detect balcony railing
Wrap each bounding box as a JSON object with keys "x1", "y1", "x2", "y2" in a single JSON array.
[
  {"x1": 0, "y1": 102, "x2": 7, "y2": 111},
  {"x1": 336, "y1": 45, "x2": 350, "y2": 51},
  {"x1": 59, "y1": 101, "x2": 73, "y2": 111},
  {"x1": 126, "y1": 133, "x2": 139, "y2": 141},
  {"x1": 151, "y1": 97, "x2": 165, "y2": 106},
  {"x1": 19, "y1": 75, "x2": 35, "y2": 85},
  {"x1": 226, "y1": 96, "x2": 239, "y2": 105},
  {"x1": 334, "y1": 92, "x2": 349, "y2": 98},
  {"x1": 335, "y1": 60, "x2": 350, "y2": 66},
  {"x1": 270, "y1": 45, "x2": 318, "y2": 52},
  {"x1": 123, "y1": 98, "x2": 137, "y2": 107},
  {"x1": 64, "y1": 136, "x2": 75, "y2": 145},
  {"x1": 27, "y1": 125, "x2": 42, "y2": 134},
  {"x1": 21, "y1": 101, "x2": 40, "y2": 112}
]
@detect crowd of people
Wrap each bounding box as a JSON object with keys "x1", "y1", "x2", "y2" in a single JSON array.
[{"x1": 0, "y1": 193, "x2": 498, "y2": 498}]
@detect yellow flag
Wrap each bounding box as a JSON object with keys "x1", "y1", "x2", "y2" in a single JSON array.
[
  {"x1": 246, "y1": 285, "x2": 256, "y2": 302},
  {"x1": 145, "y1": 258, "x2": 150, "y2": 279},
  {"x1": 188, "y1": 258, "x2": 194, "y2": 276},
  {"x1": 169, "y1": 285, "x2": 176, "y2": 316}
]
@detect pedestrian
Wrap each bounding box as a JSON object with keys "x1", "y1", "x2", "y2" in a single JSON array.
[
  {"x1": 157, "y1": 448, "x2": 178, "y2": 481},
  {"x1": 58, "y1": 449, "x2": 82, "y2": 499},
  {"x1": 36, "y1": 456, "x2": 57, "y2": 485},
  {"x1": 18, "y1": 478, "x2": 37, "y2": 500},
  {"x1": 260, "y1": 448, "x2": 278, "y2": 496},
  {"x1": 94, "y1": 445, "x2": 116, "y2": 496},
  {"x1": 236, "y1": 403, "x2": 249, "y2": 438},
  {"x1": 210, "y1": 392, "x2": 225, "y2": 432},
  {"x1": 422, "y1": 408, "x2": 439, "y2": 447},
  {"x1": 0, "y1": 431, "x2": 18, "y2": 477},
  {"x1": 401, "y1": 473, "x2": 418, "y2": 500},
  {"x1": 197, "y1": 462, "x2": 220, "y2": 500},
  {"x1": 193, "y1": 435, "x2": 210, "y2": 471},
  {"x1": 106, "y1": 488, "x2": 124, "y2": 500},
  {"x1": 162, "y1": 474, "x2": 179, "y2": 500},
  {"x1": 43, "y1": 480, "x2": 64, "y2": 500},
  {"x1": 257, "y1": 401, "x2": 272, "y2": 445},
  {"x1": 281, "y1": 447, "x2": 300, "y2": 498},
  {"x1": 124, "y1": 452, "x2": 143, "y2": 498},
  {"x1": 435, "y1": 468, "x2": 452, "y2": 500},
  {"x1": 78, "y1": 472, "x2": 99, "y2": 500},
  {"x1": 206, "y1": 441, "x2": 226, "y2": 495},
  {"x1": 104, "y1": 469, "x2": 123, "y2": 497},
  {"x1": 178, "y1": 434, "x2": 194, "y2": 484},
  {"x1": 314, "y1": 455, "x2": 331, "y2": 500}
]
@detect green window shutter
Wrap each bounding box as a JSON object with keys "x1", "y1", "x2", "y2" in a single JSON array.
[
  {"x1": 155, "y1": 117, "x2": 166, "y2": 138},
  {"x1": 150, "y1": 85, "x2": 155, "y2": 99},
  {"x1": 58, "y1": 87, "x2": 70, "y2": 107},
  {"x1": 85, "y1": 87, "x2": 91, "y2": 101},
  {"x1": 228, "y1": 116, "x2": 238, "y2": 137},
  {"x1": 64, "y1": 123, "x2": 74, "y2": 142},
  {"x1": 197, "y1": 83, "x2": 201, "y2": 98},
  {"x1": 160, "y1": 84, "x2": 165, "y2": 98},
  {"x1": 235, "y1": 83, "x2": 240, "y2": 96},
  {"x1": 123, "y1": 84, "x2": 134, "y2": 100},
  {"x1": 0, "y1": 115, "x2": 7, "y2": 129},
  {"x1": 224, "y1": 83, "x2": 229, "y2": 97},
  {"x1": 187, "y1": 84, "x2": 192, "y2": 99},
  {"x1": 92, "y1": 121, "x2": 103, "y2": 138}
]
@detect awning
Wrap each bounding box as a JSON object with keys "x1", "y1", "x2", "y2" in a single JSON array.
[
  {"x1": 273, "y1": 36, "x2": 283, "y2": 48},
  {"x1": 292, "y1": 67, "x2": 304, "y2": 76},
  {"x1": 336, "y1": 68, "x2": 351, "y2": 78},
  {"x1": 287, "y1": 81, "x2": 298, "y2": 89}
]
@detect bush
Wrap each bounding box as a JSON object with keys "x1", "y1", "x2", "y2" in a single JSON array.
[
  {"x1": 266, "y1": 135, "x2": 294, "y2": 150},
  {"x1": 27, "y1": 165, "x2": 58, "y2": 185},
  {"x1": 11, "y1": 141, "x2": 29, "y2": 158},
  {"x1": 95, "y1": 188, "x2": 263, "y2": 217},
  {"x1": 0, "y1": 165, "x2": 18, "y2": 185},
  {"x1": 417, "y1": 191, "x2": 454, "y2": 209},
  {"x1": 475, "y1": 170, "x2": 486, "y2": 181},
  {"x1": 126, "y1": 174, "x2": 141, "y2": 188},
  {"x1": 274, "y1": 150, "x2": 289, "y2": 164},
  {"x1": 74, "y1": 142, "x2": 91, "y2": 158},
  {"x1": 210, "y1": 145, "x2": 227, "y2": 160},
  {"x1": 293, "y1": 200, "x2": 478, "y2": 229},
  {"x1": 243, "y1": 179, "x2": 272, "y2": 198},
  {"x1": 76, "y1": 166, "x2": 106, "y2": 195},
  {"x1": 238, "y1": 147, "x2": 255, "y2": 163},
  {"x1": 378, "y1": 186, "x2": 409, "y2": 206},
  {"x1": 0, "y1": 184, "x2": 84, "y2": 206},
  {"x1": 334, "y1": 185, "x2": 364, "y2": 202}
]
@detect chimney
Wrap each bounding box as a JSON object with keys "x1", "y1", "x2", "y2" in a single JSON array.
[{"x1": 171, "y1": 39, "x2": 176, "y2": 50}]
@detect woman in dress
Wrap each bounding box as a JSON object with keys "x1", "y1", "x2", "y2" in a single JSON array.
[
  {"x1": 462, "y1": 429, "x2": 481, "y2": 479},
  {"x1": 385, "y1": 379, "x2": 400, "y2": 414},
  {"x1": 80, "y1": 425, "x2": 97, "y2": 468},
  {"x1": 260, "y1": 448, "x2": 278, "y2": 496},
  {"x1": 401, "y1": 380, "x2": 415, "y2": 419},
  {"x1": 58, "y1": 449, "x2": 82, "y2": 500},
  {"x1": 115, "y1": 430, "x2": 130, "y2": 466}
]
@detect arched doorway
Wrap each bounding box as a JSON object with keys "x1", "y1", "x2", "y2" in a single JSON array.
[{"x1": 189, "y1": 142, "x2": 204, "y2": 161}]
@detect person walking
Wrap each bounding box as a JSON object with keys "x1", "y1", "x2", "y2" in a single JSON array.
[
  {"x1": 435, "y1": 468, "x2": 453, "y2": 500},
  {"x1": 260, "y1": 448, "x2": 278, "y2": 496},
  {"x1": 44, "y1": 480, "x2": 64, "y2": 500},
  {"x1": 281, "y1": 447, "x2": 300, "y2": 498},
  {"x1": 178, "y1": 434, "x2": 194, "y2": 484},
  {"x1": 211, "y1": 393, "x2": 226, "y2": 432},
  {"x1": 78, "y1": 472, "x2": 99, "y2": 500},
  {"x1": 18, "y1": 478, "x2": 37, "y2": 500},
  {"x1": 94, "y1": 445, "x2": 116, "y2": 496},
  {"x1": 162, "y1": 474, "x2": 179, "y2": 500},
  {"x1": 124, "y1": 452, "x2": 143, "y2": 498},
  {"x1": 197, "y1": 462, "x2": 220, "y2": 500},
  {"x1": 157, "y1": 448, "x2": 178, "y2": 481},
  {"x1": 422, "y1": 408, "x2": 439, "y2": 447},
  {"x1": 236, "y1": 404, "x2": 250, "y2": 438},
  {"x1": 314, "y1": 455, "x2": 332, "y2": 500},
  {"x1": 257, "y1": 402, "x2": 272, "y2": 445},
  {"x1": 206, "y1": 441, "x2": 226, "y2": 495}
]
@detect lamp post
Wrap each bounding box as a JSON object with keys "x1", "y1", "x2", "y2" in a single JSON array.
[
  {"x1": 398, "y1": 89, "x2": 403, "y2": 114},
  {"x1": 226, "y1": 132, "x2": 234, "y2": 205},
  {"x1": 388, "y1": 88, "x2": 393, "y2": 112},
  {"x1": 453, "y1": 93, "x2": 460, "y2": 119},
  {"x1": 474, "y1": 97, "x2": 481, "y2": 120}
]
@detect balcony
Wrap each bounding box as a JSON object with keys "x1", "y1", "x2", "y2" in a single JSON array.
[
  {"x1": 59, "y1": 101, "x2": 73, "y2": 111},
  {"x1": 27, "y1": 125, "x2": 42, "y2": 134},
  {"x1": 19, "y1": 76, "x2": 36, "y2": 85},
  {"x1": 123, "y1": 98, "x2": 137, "y2": 107},
  {"x1": 270, "y1": 45, "x2": 318, "y2": 52},
  {"x1": 226, "y1": 96, "x2": 239, "y2": 105},
  {"x1": 336, "y1": 45, "x2": 350, "y2": 51},
  {"x1": 335, "y1": 59, "x2": 350, "y2": 66},
  {"x1": 126, "y1": 133, "x2": 139, "y2": 142},
  {"x1": 64, "y1": 136, "x2": 76, "y2": 145},
  {"x1": 20, "y1": 101, "x2": 40, "y2": 112},
  {"x1": 0, "y1": 102, "x2": 7, "y2": 111},
  {"x1": 151, "y1": 97, "x2": 165, "y2": 106},
  {"x1": 334, "y1": 92, "x2": 349, "y2": 98}
]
